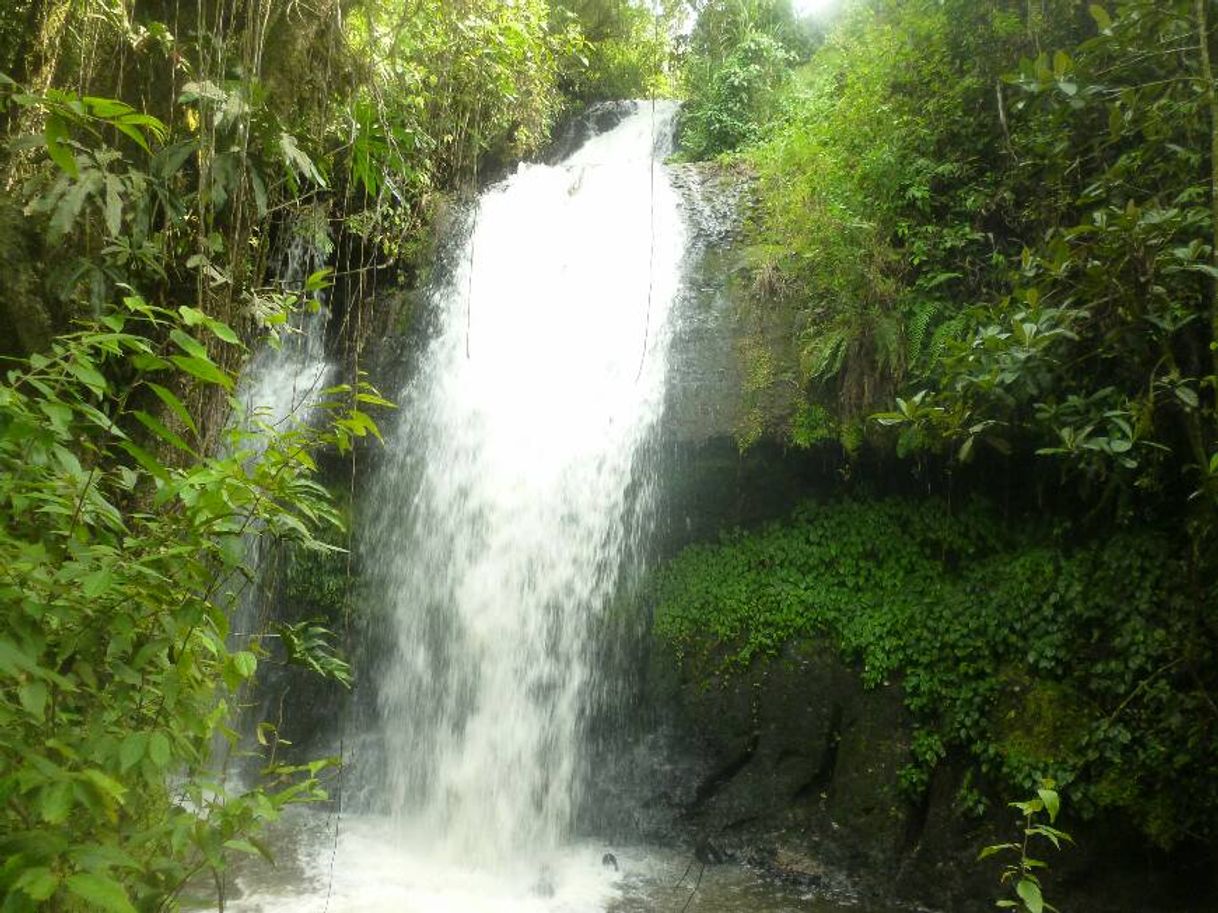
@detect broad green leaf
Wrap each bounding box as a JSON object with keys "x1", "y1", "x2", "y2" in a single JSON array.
[
  {"x1": 67, "y1": 843, "x2": 140, "y2": 872},
  {"x1": 15, "y1": 867, "x2": 59, "y2": 901},
  {"x1": 1174, "y1": 385, "x2": 1199, "y2": 409},
  {"x1": 103, "y1": 173, "x2": 123, "y2": 236},
  {"x1": 151, "y1": 139, "x2": 197, "y2": 180},
  {"x1": 117, "y1": 440, "x2": 171, "y2": 481},
  {"x1": 169, "y1": 328, "x2": 209, "y2": 360},
  {"x1": 83, "y1": 96, "x2": 131, "y2": 118},
  {"x1": 118, "y1": 733, "x2": 147, "y2": 771},
  {"x1": 68, "y1": 359, "x2": 108, "y2": 396},
  {"x1": 224, "y1": 838, "x2": 263, "y2": 858},
  {"x1": 305, "y1": 268, "x2": 334, "y2": 293},
  {"x1": 169, "y1": 355, "x2": 233, "y2": 389},
  {"x1": 1037, "y1": 787, "x2": 1060, "y2": 823},
  {"x1": 148, "y1": 732, "x2": 171, "y2": 768},
  {"x1": 44, "y1": 115, "x2": 77, "y2": 176},
  {"x1": 50, "y1": 172, "x2": 100, "y2": 242},
  {"x1": 65, "y1": 873, "x2": 137, "y2": 913},
  {"x1": 232, "y1": 651, "x2": 257, "y2": 679},
  {"x1": 179, "y1": 306, "x2": 240, "y2": 345},
  {"x1": 133, "y1": 410, "x2": 195, "y2": 454},
  {"x1": 0, "y1": 638, "x2": 42, "y2": 677},
  {"x1": 18, "y1": 681, "x2": 48, "y2": 718},
  {"x1": 82, "y1": 566, "x2": 113, "y2": 598},
  {"x1": 39, "y1": 780, "x2": 74, "y2": 824},
  {"x1": 146, "y1": 383, "x2": 198, "y2": 434},
  {"x1": 248, "y1": 835, "x2": 276, "y2": 864},
  {"x1": 1016, "y1": 878, "x2": 1044, "y2": 913},
  {"x1": 111, "y1": 120, "x2": 151, "y2": 152},
  {"x1": 80, "y1": 769, "x2": 126, "y2": 805}
]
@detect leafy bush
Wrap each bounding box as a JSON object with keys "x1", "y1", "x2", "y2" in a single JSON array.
[
  {"x1": 555, "y1": 0, "x2": 675, "y2": 104},
  {"x1": 651, "y1": 497, "x2": 1218, "y2": 847},
  {"x1": 676, "y1": 0, "x2": 810, "y2": 160},
  {"x1": 0, "y1": 296, "x2": 379, "y2": 911}
]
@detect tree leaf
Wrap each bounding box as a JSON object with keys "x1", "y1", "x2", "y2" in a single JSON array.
[
  {"x1": 18, "y1": 681, "x2": 48, "y2": 718},
  {"x1": 978, "y1": 842, "x2": 1017, "y2": 860},
  {"x1": 169, "y1": 328, "x2": 209, "y2": 360},
  {"x1": 103, "y1": 173, "x2": 123, "y2": 237},
  {"x1": 49, "y1": 174, "x2": 97, "y2": 243},
  {"x1": 117, "y1": 440, "x2": 170, "y2": 481},
  {"x1": 232, "y1": 651, "x2": 257, "y2": 679},
  {"x1": 82, "y1": 566, "x2": 113, "y2": 598},
  {"x1": 146, "y1": 383, "x2": 198, "y2": 434},
  {"x1": 150, "y1": 139, "x2": 197, "y2": 180},
  {"x1": 44, "y1": 114, "x2": 78, "y2": 177},
  {"x1": 68, "y1": 358, "x2": 108, "y2": 396},
  {"x1": 119, "y1": 732, "x2": 147, "y2": 771},
  {"x1": 1037, "y1": 788, "x2": 1060, "y2": 823},
  {"x1": 65, "y1": 873, "x2": 137, "y2": 913},
  {"x1": 1016, "y1": 877, "x2": 1044, "y2": 913},
  {"x1": 1089, "y1": 3, "x2": 1112, "y2": 32},
  {"x1": 168, "y1": 355, "x2": 232, "y2": 390},
  {"x1": 16, "y1": 866, "x2": 60, "y2": 901},
  {"x1": 133, "y1": 410, "x2": 195, "y2": 454},
  {"x1": 1174, "y1": 385, "x2": 1199, "y2": 409},
  {"x1": 39, "y1": 780, "x2": 74, "y2": 823},
  {"x1": 148, "y1": 731, "x2": 171, "y2": 768}
]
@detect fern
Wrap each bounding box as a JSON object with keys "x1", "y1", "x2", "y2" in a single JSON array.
[
  {"x1": 799, "y1": 322, "x2": 849, "y2": 381},
  {"x1": 928, "y1": 314, "x2": 968, "y2": 362},
  {"x1": 906, "y1": 299, "x2": 940, "y2": 364}
]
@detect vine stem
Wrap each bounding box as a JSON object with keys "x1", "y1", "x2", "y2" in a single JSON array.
[{"x1": 1197, "y1": 0, "x2": 1218, "y2": 387}]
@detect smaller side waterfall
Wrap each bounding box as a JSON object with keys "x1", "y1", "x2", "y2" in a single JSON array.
[
  {"x1": 239, "y1": 217, "x2": 335, "y2": 435},
  {"x1": 228, "y1": 213, "x2": 335, "y2": 653},
  {"x1": 366, "y1": 101, "x2": 686, "y2": 867}
]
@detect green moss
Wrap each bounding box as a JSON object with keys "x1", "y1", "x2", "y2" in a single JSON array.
[{"x1": 996, "y1": 678, "x2": 1090, "y2": 768}]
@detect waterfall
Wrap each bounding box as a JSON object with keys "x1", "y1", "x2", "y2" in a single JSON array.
[
  {"x1": 238, "y1": 219, "x2": 334, "y2": 436},
  {"x1": 228, "y1": 216, "x2": 334, "y2": 695},
  {"x1": 223, "y1": 101, "x2": 688, "y2": 913},
  {"x1": 366, "y1": 100, "x2": 685, "y2": 866}
]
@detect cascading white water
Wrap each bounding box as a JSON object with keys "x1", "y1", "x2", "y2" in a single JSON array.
[
  {"x1": 368, "y1": 100, "x2": 685, "y2": 867},
  {"x1": 238, "y1": 225, "x2": 334, "y2": 436},
  {"x1": 228, "y1": 224, "x2": 333, "y2": 650},
  {"x1": 222, "y1": 102, "x2": 690, "y2": 913}
]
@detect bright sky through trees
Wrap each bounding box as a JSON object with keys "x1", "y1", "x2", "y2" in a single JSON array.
[{"x1": 791, "y1": 0, "x2": 838, "y2": 17}]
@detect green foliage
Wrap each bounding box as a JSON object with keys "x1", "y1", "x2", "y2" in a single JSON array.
[
  {"x1": 721, "y1": 0, "x2": 1218, "y2": 509},
  {"x1": 871, "y1": 0, "x2": 1218, "y2": 505},
  {"x1": 556, "y1": 0, "x2": 676, "y2": 103},
  {"x1": 1, "y1": 0, "x2": 654, "y2": 353},
  {"x1": 980, "y1": 781, "x2": 1073, "y2": 913},
  {"x1": 676, "y1": 0, "x2": 810, "y2": 160},
  {"x1": 651, "y1": 497, "x2": 1218, "y2": 846},
  {"x1": 738, "y1": 0, "x2": 1011, "y2": 436},
  {"x1": 0, "y1": 296, "x2": 379, "y2": 910}
]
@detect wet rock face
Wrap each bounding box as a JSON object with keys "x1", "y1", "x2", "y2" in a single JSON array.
[
  {"x1": 542, "y1": 100, "x2": 640, "y2": 164},
  {"x1": 623, "y1": 636, "x2": 1218, "y2": 913},
  {"x1": 663, "y1": 161, "x2": 755, "y2": 448},
  {"x1": 651, "y1": 161, "x2": 833, "y2": 552},
  {"x1": 639, "y1": 642, "x2": 912, "y2": 874}
]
